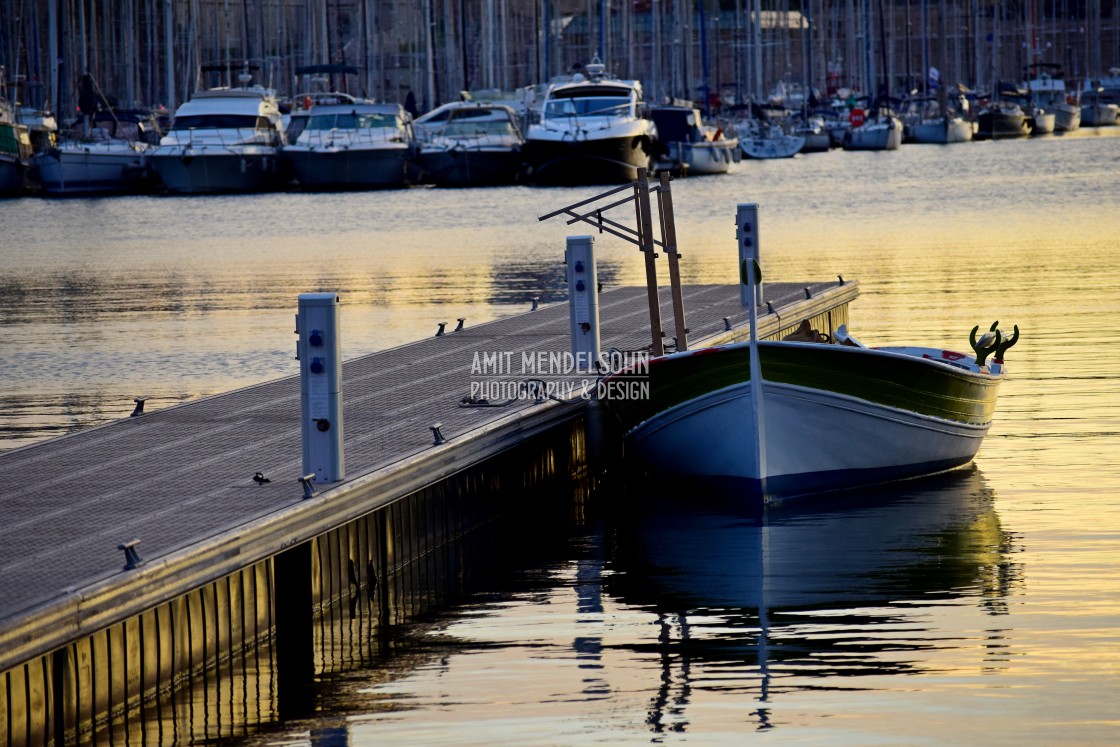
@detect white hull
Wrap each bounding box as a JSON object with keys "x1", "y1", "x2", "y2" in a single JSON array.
[
  {"x1": 628, "y1": 379, "x2": 990, "y2": 500},
  {"x1": 911, "y1": 117, "x2": 973, "y2": 144},
  {"x1": 740, "y1": 133, "x2": 804, "y2": 159},
  {"x1": 668, "y1": 139, "x2": 739, "y2": 174},
  {"x1": 1081, "y1": 102, "x2": 1119, "y2": 127},
  {"x1": 32, "y1": 142, "x2": 150, "y2": 194},
  {"x1": 1053, "y1": 104, "x2": 1081, "y2": 132},
  {"x1": 1030, "y1": 111, "x2": 1057, "y2": 135},
  {"x1": 843, "y1": 117, "x2": 903, "y2": 150}
]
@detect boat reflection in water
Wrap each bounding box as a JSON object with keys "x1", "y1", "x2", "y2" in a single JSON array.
[{"x1": 604, "y1": 466, "x2": 1018, "y2": 732}]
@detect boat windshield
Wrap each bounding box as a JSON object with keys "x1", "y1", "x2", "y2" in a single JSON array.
[
  {"x1": 171, "y1": 114, "x2": 271, "y2": 131},
  {"x1": 545, "y1": 96, "x2": 631, "y2": 118},
  {"x1": 440, "y1": 120, "x2": 516, "y2": 137},
  {"x1": 306, "y1": 112, "x2": 401, "y2": 130}
]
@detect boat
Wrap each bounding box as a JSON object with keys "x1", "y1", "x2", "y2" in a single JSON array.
[
  {"x1": 0, "y1": 96, "x2": 34, "y2": 195},
  {"x1": 649, "y1": 105, "x2": 739, "y2": 175},
  {"x1": 790, "y1": 115, "x2": 832, "y2": 153},
  {"x1": 1026, "y1": 105, "x2": 1056, "y2": 135},
  {"x1": 1024, "y1": 65, "x2": 1080, "y2": 132},
  {"x1": 910, "y1": 113, "x2": 973, "y2": 144},
  {"x1": 904, "y1": 92, "x2": 974, "y2": 144},
  {"x1": 522, "y1": 58, "x2": 657, "y2": 185},
  {"x1": 842, "y1": 109, "x2": 904, "y2": 150},
  {"x1": 602, "y1": 318, "x2": 1017, "y2": 502},
  {"x1": 147, "y1": 78, "x2": 287, "y2": 194},
  {"x1": 283, "y1": 93, "x2": 420, "y2": 190},
  {"x1": 975, "y1": 99, "x2": 1032, "y2": 139},
  {"x1": 413, "y1": 101, "x2": 526, "y2": 187},
  {"x1": 738, "y1": 118, "x2": 804, "y2": 159},
  {"x1": 1079, "y1": 89, "x2": 1120, "y2": 127},
  {"x1": 31, "y1": 110, "x2": 160, "y2": 195}
]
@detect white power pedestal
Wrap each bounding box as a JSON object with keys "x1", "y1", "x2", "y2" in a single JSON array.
[
  {"x1": 565, "y1": 235, "x2": 601, "y2": 372},
  {"x1": 737, "y1": 203, "x2": 763, "y2": 308},
  {"x1": 296, "y1": 293, "x2": 344, "y2": 484}
]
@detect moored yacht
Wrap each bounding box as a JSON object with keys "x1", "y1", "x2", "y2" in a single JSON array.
[
  {"x1": 283, "y1": 94, "x2": 419, "y2": 189},
  {"x1": 842, "y1": 108, "x2": 903, "y2": 150},
  {"x1": 32, "y1": 110, "x2": 160, "y2": 195},
  {"x1": 905, "y1": 95, "x2": 973, "y2": 144},
  {"x1": 147, "y1": 79, "x2": 286, "y2": 194},
  {"x1": 523, "y1": 59, "x2": 657, "y2": 185},
  {"x1": 413, "y1": 101, "x2": 525, "y2": 186},
  {"x1": 649, "y1": 105, "x2": 739, "y2": 175}
]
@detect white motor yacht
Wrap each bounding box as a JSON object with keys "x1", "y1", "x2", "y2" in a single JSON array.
[
  {"x1": 148, "y1": 81, "x2": 286, "y2": 194},
  {"x1": 523, "y1": 59, "x2": 657, "y2": 185}
]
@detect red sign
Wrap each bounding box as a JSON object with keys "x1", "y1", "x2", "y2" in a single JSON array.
[{"x1": 849, "y1": 108, "x2": 866, "y2": 127}]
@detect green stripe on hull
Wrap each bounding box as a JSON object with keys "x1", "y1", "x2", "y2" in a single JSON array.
[{"x1": 606, "y1": 343, "x2": 1002, "y2": 434}]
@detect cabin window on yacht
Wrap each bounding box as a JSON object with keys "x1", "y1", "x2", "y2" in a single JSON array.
[
  {"x1": 545, "y1": 96, "x2": 631, "y2": 118},
  {"x1": 171, "y1": 114, "x2": 272, "y2": 131},
  {"x1": 442, "y1": 120, "x2": 516, "y2": 137},
  {"x1": 306, "y1": 113, "x2": 401, "y2": 130}
]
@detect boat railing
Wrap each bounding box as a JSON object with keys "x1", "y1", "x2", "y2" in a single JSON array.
[
  {"x1": 162, "y1": 125, "x2": 282, "y2": 149},
  {"x1": 294, "y1": 127, "x2": 410, "y2": 147}
]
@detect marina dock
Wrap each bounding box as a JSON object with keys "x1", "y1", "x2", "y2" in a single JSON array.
[{"x1": 0, "y1": 278, "x2": 857, "y2": 745}]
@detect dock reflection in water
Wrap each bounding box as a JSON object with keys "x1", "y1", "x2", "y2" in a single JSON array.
[
  {"x1": 607, "y1": 467, "x2": 1019, "y2": 733},
  {"x1": 222, "y1": 466, "x2": 1023, "y2": 746}
]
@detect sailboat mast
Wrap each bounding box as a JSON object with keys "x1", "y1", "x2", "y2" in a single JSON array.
[
  {"x1": 862, "y1": 0, "x2": 873, "y2": 98},
  {"x1": 164, "y1": 0, "x2": 175, "y2": 109},
  {"x1": 47, "y1": 0, "x2": 58, "y2": 114},
  {"x1": 424, "y1": 0, "x2": 435, "y2": 109},
  {"x1": 752, "y1": 0, "x2": 762, "y2": 99}
]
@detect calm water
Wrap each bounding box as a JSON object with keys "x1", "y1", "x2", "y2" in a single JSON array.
[{"x1": 2, "y1": 131, "x2": 1119, "y2": 743}]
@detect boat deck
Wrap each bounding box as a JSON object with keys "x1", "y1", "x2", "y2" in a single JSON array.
[{"x1": 0, "y1": 280, "x2": 857, "y2": 671}]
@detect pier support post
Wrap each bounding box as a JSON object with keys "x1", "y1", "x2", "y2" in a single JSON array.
[
  {"x1": 635, "y1": 169, "x2": 665, "y2": 356},
  {"x1": 274, "y1": 541, "x2": 314, "y2": 717},
  {"x1": 297, "y1": 293, "x2": 344, "y2": 483},
  {"x1": 658, "y1": 172, "x2": 689, "y2": 352},
  {"x1": 737, "y1": 204, "x2": 763, "y2": 308},
  {"x1": 565, "y1": 235, "x2": 601, "y2": 372}
]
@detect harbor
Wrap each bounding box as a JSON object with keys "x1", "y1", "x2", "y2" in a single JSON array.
[
  {"x1": 0, "y1": 133, "x2": 1118, "y2": 744},
  {"x1": 3, "y1": 0, "x2": 1120, "y2": 195}
]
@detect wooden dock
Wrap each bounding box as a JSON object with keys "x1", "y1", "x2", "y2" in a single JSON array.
[{"x1": 0, "y1": 279, "x2": 857, "y2": 688}]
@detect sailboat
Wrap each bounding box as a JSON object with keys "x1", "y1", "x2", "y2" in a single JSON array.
[
  {"x1": 737, "y1": 110, "x2": 805, "y2": 159},
  {"x1": 32, "y1": 104, "x2": 160, "y2": 195},
  {"x1": 842, "y1": 101, "x2": 904, "y2": 150},
  {"x1": 1024, "y1": 64, "x2": 1080, "y2": 133},
  {"x1": 907, "y1": 89, "x2": 973, "y2": 144}
]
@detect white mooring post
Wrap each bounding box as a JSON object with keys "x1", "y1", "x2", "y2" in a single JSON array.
[
  {"x1": 297, "y1": 293, "x2": 344, "y2": 483},
  {"x1": 566, "y1": 235, "x2": 601, "y2": 372},
  {"x1": 737, "y1": 203, "x2": 763, "y2": 308}
]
